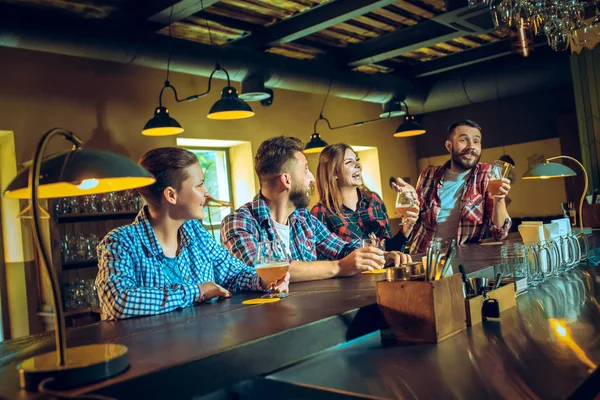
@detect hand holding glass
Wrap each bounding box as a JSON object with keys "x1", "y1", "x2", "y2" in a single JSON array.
[
  {"x1": 255, "y1": 240, "x2": 289, "y2": 299},
  {"x1": 488, "y1": 160, "x2": 513, "y2": 198},
  {"x1": 395, "y1": 190, "x2": 418, "y2": 225}
]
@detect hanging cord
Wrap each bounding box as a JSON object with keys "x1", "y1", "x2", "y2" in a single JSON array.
[
  {"x1": 200, "y1": 0, "x2": 214, "y2": 46},
  {"x1": 495, "y1": 75, "x2": 507, "y2": 155},
  {"x1": 38, "y1": 378, "x2": 117, "y2": 400},
  {"x1": 165, "y1": 1, "x2": 175, "y2": 82}
]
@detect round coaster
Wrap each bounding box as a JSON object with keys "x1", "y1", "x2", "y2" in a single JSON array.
[
  {"x1": 242, "y1": 298, "x2": 281, "y2": 305},
  {"x1": 362, "y1": 269, "x2": 386, "y2": 274}
]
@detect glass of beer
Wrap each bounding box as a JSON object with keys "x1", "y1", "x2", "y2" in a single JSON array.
[
  {"x1": 255, "y1": 240, "x2": 289, "y2": 299},
  {"x1": 395, "y1": 190, "x2": 418, "y2": 225},
  {"x1": 488, "y1": 160, "x2": 513, "y2": 197}
]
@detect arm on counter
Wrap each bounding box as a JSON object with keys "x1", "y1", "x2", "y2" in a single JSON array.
[{"x1": 96, "y1": 235, "x2": 202, "y2": 320}]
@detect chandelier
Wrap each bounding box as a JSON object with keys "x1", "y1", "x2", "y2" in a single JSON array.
[{"x1": 470, "y1": 0, "x2": 600, "y2": 51}]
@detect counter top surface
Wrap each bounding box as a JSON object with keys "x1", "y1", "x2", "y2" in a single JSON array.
[{"x1": 0, "y1": 241, "x2": 598, "y2": 399}]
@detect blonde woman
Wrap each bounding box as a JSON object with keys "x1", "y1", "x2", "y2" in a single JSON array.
[{"x1": 311, "y1": 143, "x2": 418, "y2": 252}]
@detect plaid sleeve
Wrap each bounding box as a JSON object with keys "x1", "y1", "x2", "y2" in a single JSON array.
[
  {"x1": 374, "y1": 193, "x2": 393, "y2": 239},
  {"x1": 486, "y1": 193, "x2": 512, "y2": 240},
  {"x1": 310, "y1": 214, "x2": 359, "y2": 260},
  {"x1": 96, "y1": 234, "x2": 201, "y2": 320},
  {"x1": 310, "y1": 202, "x2": 326, "y2": 222},
  {"x1": 221, "y1": 210, "x2": 259, "y2": 266},
  {"x1": 193, "y1": 224, "x2": 261, "y2": 292}
]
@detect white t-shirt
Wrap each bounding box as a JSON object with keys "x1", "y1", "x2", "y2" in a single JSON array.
[
  {"x1": 272, "y1": 218, "x2": 291, "y2": 256},
  {"x1": 435, "y1": 169, "x2": 471, "y2": 242}
]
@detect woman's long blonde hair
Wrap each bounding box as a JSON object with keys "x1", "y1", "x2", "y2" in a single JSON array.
[{"x1": 315, "y1": 143, "x2": 367, "y2": 217}]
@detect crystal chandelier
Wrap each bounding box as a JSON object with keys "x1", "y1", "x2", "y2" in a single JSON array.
[{"x1": 469, "y1": 0, "x2": 600, "y2": 51}]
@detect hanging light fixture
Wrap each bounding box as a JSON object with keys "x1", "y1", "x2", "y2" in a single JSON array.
[
  {"x1": 142, "y1": 63, "x2": 254, "y2": 134},
  {"x1": 142, "y1": 2, "x2": 253, "y2": 135},
  {"x1": 394, "y1": 101, "x2": 426, "y2": 137},
  {"x1": 239, "y1": 73, "x2": 272, "y2": 102}
]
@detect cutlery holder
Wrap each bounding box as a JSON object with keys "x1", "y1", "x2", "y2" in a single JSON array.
[
  {"x1": 376, "y1": 273, "x2": 466, "y2": 344},
  {"x1": 464, "y1": 282, "x2": 516, "y2": 326}
]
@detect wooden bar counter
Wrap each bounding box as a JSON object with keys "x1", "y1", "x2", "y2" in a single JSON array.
[{"x1": 0, "y1": 241, "x2": 599, "y2": 399}]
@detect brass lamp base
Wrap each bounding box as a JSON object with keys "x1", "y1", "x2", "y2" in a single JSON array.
[{"x1": 19, "y1": 344, "x2": 129, "y2": 392}]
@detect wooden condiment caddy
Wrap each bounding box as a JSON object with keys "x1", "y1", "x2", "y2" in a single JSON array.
[
  {"x1": 376, "y1": 273, "x2": 466, "y2": 344},
  {"x1": 464, "y1": 281, "x2": 516, "y2": 326}
]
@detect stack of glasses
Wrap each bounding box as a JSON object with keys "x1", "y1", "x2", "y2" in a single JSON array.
[{"x1": 500, "y1": 218, "x2": 592, "y2": 290}]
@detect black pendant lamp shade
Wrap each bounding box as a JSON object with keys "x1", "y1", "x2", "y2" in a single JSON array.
[
  {"x1": 304, "y1": 133, "x2": 328, "y2": 154},
  {"x1": 142, "y1": 106, "x2": 184, "y2": 136},
  {"x1": 208, "y1": 86, "x2": 255, "y2": 120},
  {"x1": 394, "y1": 102, "x2": 426, "y2": 137}
]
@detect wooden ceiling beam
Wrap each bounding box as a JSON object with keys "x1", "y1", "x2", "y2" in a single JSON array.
[
  {"x1": 227, "y1": 0, "x2": 400, "y2": 49},
  {"x1": 147, "y1": 0, "x2": 222, "y2": 25}
]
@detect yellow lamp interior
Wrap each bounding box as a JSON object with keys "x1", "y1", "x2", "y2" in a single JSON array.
[
  {"x1": 304, "y1": 147, "x2": 325, "y2": 154},
  {"x1": 207, "y1": 110, "x2": 255, "y2": 120},
  {"x1": 4, "y1": 177, "x2": 156, "y2": 199},
  {"x1": 394, "y1": 129, "x2": 426, "y2": 138},
  {"x1": 142, "y1": 126, "x2": 184, "y2": 136}
]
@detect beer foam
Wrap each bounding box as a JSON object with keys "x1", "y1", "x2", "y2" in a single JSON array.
[{"x1": 255, "y1": 262, "x2": 289, "y2": 269}]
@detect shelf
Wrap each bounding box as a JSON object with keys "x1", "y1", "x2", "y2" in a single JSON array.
[
  {"x1": 57, "y1": 211, "x2": 138, "y2": 224},
  {"x1": 62, "y1": 259, "x2": 98, "y2": 270}
]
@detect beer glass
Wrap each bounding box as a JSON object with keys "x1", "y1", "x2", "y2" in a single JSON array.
[
  {"x1": 488, "y1": 160, "x2": 513, "y2": 198},
  {"x1": 395, "y1": 190, "x2": 418, "y2": 225},
  {"x1": 255, "y1": 240, "x2": 289, "y2": 299}
]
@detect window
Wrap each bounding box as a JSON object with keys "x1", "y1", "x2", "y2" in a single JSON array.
[{"x1": 187, "y1": 148, "x2": 233, "y2": 241}]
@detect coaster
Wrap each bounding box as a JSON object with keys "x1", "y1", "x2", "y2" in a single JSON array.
[
  {"x1": 242, "y1": 298, "x2": 281, "y2": 305},
  {"x1": 362, "y1": 269, "x2": 386, "y2": 274}
]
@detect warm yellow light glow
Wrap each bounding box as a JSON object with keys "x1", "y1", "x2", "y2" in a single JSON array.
[
  {"x1": 522, "y1": 175, "x2": 568, "y2": 180},
  {"x1": 303, "y1": 147, "x2": 326, "y2": 154},
  {"x1": 77, "y1": 178, "x2": 99, "y2": 190},
  {"x1": 394, "y1": 129, "x2": 426, "y2": 138},
  {"x1": 142, "y1": 126, "x2": 184, "y2": 136},
  {"x1": 553, "y1": 321, "x2": 567, "y2": 337},
  {"x1": 4, "y1": 177, "x2": 156, "y2": 199},
  {"x1": 549, "y1": 318, "x2": 597, "y2": 371},
  {"x1": 207, "y1": 110, "x2": 255, "y2": 120}
]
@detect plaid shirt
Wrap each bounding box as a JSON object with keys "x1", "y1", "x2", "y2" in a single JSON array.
[
  {"x1": 408, "y1": 161, "x2": 511, "y2": 254},
  {"x1": 96, "y1": 207, "x2": 261, "y2": 320},
  {"x1": 220, "y1": 193, "x2": 359, "y2": 266},
  {"x1": 310, "y1": 189, "x2": 392, "y2": 243}
]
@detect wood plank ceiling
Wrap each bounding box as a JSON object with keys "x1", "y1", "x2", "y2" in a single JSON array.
[{"x1": 0, "y1": 0, "x2": 513, "y2": 76}]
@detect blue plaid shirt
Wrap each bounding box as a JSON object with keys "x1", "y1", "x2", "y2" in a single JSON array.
[
  {"x1": 220, "y1": 193, "x2": 360, "y2": 266},
  {"x1": 96, "y1": 207, "x2": 261, "y2": 320}
]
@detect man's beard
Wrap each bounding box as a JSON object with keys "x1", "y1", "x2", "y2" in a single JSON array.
[
  {"x1": 289, "y1": 181, "x2": 310, "y2": 209},
  {"x1": 451, "y1": 148, "x2": 480, "y2": 170}
]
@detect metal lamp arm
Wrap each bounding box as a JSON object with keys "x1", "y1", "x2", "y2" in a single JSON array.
[
  {"x1": 157, "y1": 63, "x2": 231, "y2": 106},
  {"x1": 313, "y1": 111, "x2": 395, "y2": 132},
  {"x1": 29, "y1": 128, "x2": 83, "y2": 367},
  {"x1": 547, "y1": 155, "x2": 588, "y2": 230}
]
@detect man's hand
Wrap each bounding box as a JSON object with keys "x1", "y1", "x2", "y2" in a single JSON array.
[
  {"x1": 492, "y1": 178, "x2": 511, "y2": 201},
  {"x1": 338, "y1": 246, "x2": 386, "y2": 276},
  {"x1": 199, "y1": 282, "x2": 232, "y2": 302},
  {"x1": 384, "y1": 251, "x2": 412, "y2": 267},
  {"x1": 392, "y1": 177, "x2": 419, "y2": 202},
  {"x1": 260, "y1": 272, "x2": 291, "y2": 294}
]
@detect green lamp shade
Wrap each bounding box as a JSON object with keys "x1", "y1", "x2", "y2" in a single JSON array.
[
  {"x1": 394, "y1": 115, "x2": 426, "y2": 137},
  {"x1": 208, "y1": 87, "x2": 255, "y2": 120},
  {"x1": 142, "y1": 106, "x2": 184, "y2": 136},
  {"x1": 4, "y1": 149, "x2": 156, "y2": 199},
  {"x1": 304, "y1": 133, "x2": 328, "y2": 154},
  {"x1": 522, "y1": 162, "x2": 577, "y2": 180}
]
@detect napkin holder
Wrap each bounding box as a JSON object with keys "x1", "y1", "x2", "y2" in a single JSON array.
[{"x1": 376, "y1": 273, "x2": 466, "y2": 344}]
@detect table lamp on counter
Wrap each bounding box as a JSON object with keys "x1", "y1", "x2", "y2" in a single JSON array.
[{"x1": 3, "y1": 128, "x2": 155, "y2": 392}]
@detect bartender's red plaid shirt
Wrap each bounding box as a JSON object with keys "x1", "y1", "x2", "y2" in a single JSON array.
[{"x1": 408, "y1": 161, "x2": 511, "y2": 254}]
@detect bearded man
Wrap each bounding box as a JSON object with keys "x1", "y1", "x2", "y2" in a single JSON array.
[
  {"x1": 221, "y1": 136, "x2": 408, "y2": 282},
  {"x1": 408, "y1": 120, "x2": 512, "y2": 254}
]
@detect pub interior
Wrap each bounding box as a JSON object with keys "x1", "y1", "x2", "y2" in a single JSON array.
[{"x1": 1, "y1": 0, "x2": 600, "y2": 399}]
